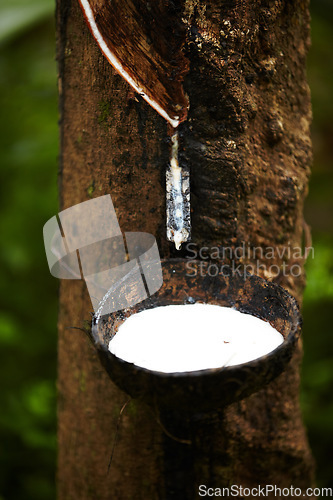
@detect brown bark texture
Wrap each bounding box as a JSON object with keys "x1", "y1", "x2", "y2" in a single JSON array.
[{"x1": 57, "y1": 0, "x2": 315, "y2": 498}]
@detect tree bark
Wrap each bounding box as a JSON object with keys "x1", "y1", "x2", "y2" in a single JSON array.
[{"x1": 57, "y1": 0, "x2": 314, "y2": 498}]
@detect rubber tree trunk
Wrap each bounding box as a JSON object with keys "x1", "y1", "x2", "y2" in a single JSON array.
[{"x1": 57, "y1": 0, "x2": 314, "y2": 498}]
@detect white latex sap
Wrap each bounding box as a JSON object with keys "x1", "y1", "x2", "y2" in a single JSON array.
[{"x1": 108, "y1": 303, "x2": 283, "y2": 373}]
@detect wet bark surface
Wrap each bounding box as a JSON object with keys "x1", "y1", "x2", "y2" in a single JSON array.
[{"x1": 57, "y1": 1, "x2": 314, "y2": 498}]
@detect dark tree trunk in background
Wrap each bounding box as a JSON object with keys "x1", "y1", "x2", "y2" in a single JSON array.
[{"x1": 57, "y1": 0, "x2": 314, "y2": 498}]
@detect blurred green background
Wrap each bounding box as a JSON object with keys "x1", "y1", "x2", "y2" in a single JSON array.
[{"x1": 0, "y1": 0, "x2": 332, "y2": 498}]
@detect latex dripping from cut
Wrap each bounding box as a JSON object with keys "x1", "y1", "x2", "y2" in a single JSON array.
[{"x1": 78, "y1": 0, "x2": 191, "y2": 249}]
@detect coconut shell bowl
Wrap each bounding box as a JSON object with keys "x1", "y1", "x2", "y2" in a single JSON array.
[{"x1": 89, "y1": 259, "x2": 301, "y2": 420}]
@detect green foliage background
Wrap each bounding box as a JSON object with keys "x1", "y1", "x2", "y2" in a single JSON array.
[{"x1": 0, "y1": 1, "x2": 332, "y2": 498}]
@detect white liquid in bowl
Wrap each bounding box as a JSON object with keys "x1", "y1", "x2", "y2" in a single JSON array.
[{"x1": 108, "y1": 304, "x2": 284, "y2": 373}]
